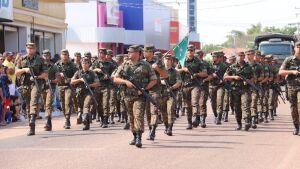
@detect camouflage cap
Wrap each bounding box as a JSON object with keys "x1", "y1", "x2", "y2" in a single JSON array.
[
  {"x1": 84, "y1": 52, "x2": 92, "y2": 57},
  {"x1": 42, "y1": 49, "x2": 51, "y2": 55},
  {"x1": 264, "y1": 54, "x2": 273, "y2": 61},
  {"x1": 99, "y1": 48, "x2": 107, "y2": 55},
  {"x1": 295, "y1": 41, "x2": 300, "y2": 47},
  {"x1": 115, "y1": 54, "x2": 124, "y2": 60},
  {"x1": 26, "y1": 42, "x2": 36, "y2": 48},
  {"x1": 195, "y1": 50, "x2": 204, "y2": 56},
  {"x1": 237, "y1": 52, "x2": 245, "y2": 56},
  {"x1": 127, "y1": 45, "x2": 141, "y2": 53},
  {"x1": 154, "y1": 51, "x2": 162, "y2": 58},
  {"x1": 245, "y1": 49, "x2": 255, "y2": 55},
  {"x1": 81, "y1": 57, "x2": 91, "y2": 64},
  {"x1": 255, "y1": 50, "x2": 261, "y2": 56},
  {"x1": 144, "y1": 44, "x2": 155, "y2": 52},
  {"x1": 211, "y1": 51, "x2": 219, "y2": 57},
  {"x1": 218, "y1": 51, "x2": 225, "y2": 57},
  {"x1": 107, "y1": 49, "x2": 113, "y2": 56},
  {"x1": 74, "y1": 52, "x2": 81, "y2": 57},
  {"x1": 228, "y1": 55, "x2": 236, "y2": 60},
  {"x1": 187, "y1": 45, "x2": 195, "y2": 51},
  {"x1": 61, "y1": 49, "x2": 69, "y2": 55}
]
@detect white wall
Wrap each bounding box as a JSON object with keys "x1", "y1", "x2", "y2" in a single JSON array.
[{"x1": 66, "y1": 42, "x2": 98, "y2": 58}]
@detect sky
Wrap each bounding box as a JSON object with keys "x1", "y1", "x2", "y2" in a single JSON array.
[{"x1": 156, "y1": 0, "x2": 300, "y2": 44}]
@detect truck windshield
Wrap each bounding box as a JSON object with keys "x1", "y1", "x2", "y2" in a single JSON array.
[{"x1": 259, "y1": 44, "x2": 292, "y2": 55}]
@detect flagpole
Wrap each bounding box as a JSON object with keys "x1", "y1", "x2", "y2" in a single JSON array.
[{"x1": 161, "y1": 31, "x2": 191, "y2": 58}]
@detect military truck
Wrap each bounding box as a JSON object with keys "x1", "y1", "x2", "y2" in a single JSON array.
[{"x1": 254, "y1": 33, "x2": 298, "y2": 65}]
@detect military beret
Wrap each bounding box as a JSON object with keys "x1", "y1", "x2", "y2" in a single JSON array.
[
  {"x1": 99, "y1": 48, "x2": 107, "y2": 55},
  {"x1": 127, "y1": 45, "x2": 141, "y2": 53},
  {"x1": 26, "y1": 42, "x2": 36, "y2": 48},
  {"x1": 74, "y1": 52, "x2": 81, "y2": 57},
  {"x1": 61, "y1": 49, "x2": 69, "y2": 55},
  {"x1": 154, "y1": 51, "x2": 162, "y2": 58},
  {"x1": 107, "y1": 49, "x2": 113, "y2": 56},
  {"x1": 245, "y1": 49, "x2": 255, "y2": 55},
  {"x1": 163, "y1": 54, "x2": 173, "y2": 60},
  {"x1": 295, "y1": 41, "x2": 300, "y2": 47},
  {"x1": 42, "y1": 49, "x2": 51, "y2": 55},
  {"x1": 144, "y1": 44, "x2": 155, "y2": 52},
  {"x1": 84, "y1": 52, "x2": 92, "y2": 57},
  {"x1": 264, "y1": 54, "x2": 273, "y2": 61},
  {"x1": 237, "y1": 52, "x2": 245, "y2": 56},
  {"x1": 187, "y1": 45, "x2": 195, "y2": 51}
]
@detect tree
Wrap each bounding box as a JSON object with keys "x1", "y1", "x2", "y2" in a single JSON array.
[
  {"x1": 247, "y1": 23, "x2": 262, "y2": 35},
  {"x1": 202, "y1": 44, "x2": 223, "y2": 53}
]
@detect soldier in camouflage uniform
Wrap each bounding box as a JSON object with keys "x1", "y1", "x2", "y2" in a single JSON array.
[
  {"x1": 246, "y1": 49, "x2": 263, "y2": 129},
  {"x1": 207, "y1": 52, "x2": 227, "y2": 125},
  {"x1": 265, "y1": 55, "x2": 277, "y2": 121},
  {"x1": 161, "y1": 54, "x2": 182, "y2": 136},
  {"x1": 279, "y1": 42, "x2": 300, "y2": 135},
  {"x1": 176, "y1": 45, "x2": 208, "y2": 130},
  {"x1": 271, "y1": 57, "x2": 282, "y2": 117},
  {"x1": 73, "y1": 52, "x2": 82, "y2": 117},
  {"x1": 143, "y1": 45, "x2": 168, "y2": 141},
  {"x1": 224, "y1": 52, "x2": 253, "y2": 131},
  {"x1": 219, "y1": 53, "x2": 230, "y2": 122},
  {"x1": 55, "y1": 49, "x2": 78, "y2": 129},
  {"x1": 41, "y1": 50, "x2": 59, "y2": 131},
  {"x1": 16, "y1": 43, "x2": 48, "y2": 136},
  {"x1": 225, "y1": 55, "x2": 236, "y2": 116},
  {"x1": 92, "y1": 48, "x2": 116, "y2": 128},
  {"x1": 114, "y1": 45, "x2": 157, "y2": 148},
  {"x1": 71, "y1": 58, "x2": 100, "y2": 130}
]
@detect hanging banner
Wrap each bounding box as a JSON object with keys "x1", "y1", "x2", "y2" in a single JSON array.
[
  {"x1": 0, "y1": 0, "x2": 13, "y2": 22},
  {"x1": 106, "y1": 1, "x2": 119, "y2": 26}
]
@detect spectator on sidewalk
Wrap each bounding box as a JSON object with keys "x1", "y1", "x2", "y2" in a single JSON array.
[{"x1": 0, "y1": 65, "x2": 12, "y2": 126}]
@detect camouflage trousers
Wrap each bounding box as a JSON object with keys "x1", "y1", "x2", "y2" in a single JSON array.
[
  {"x1": 250, "y1": 89, "x2": 259, "y2": 117},
  {"x1": 78, "y1": 93, "x2": 93, "y2": 115},
  {"x1": 268, "y1": 88, "x2": 275, "y2": 111},
  {"x1": 231, "y1": 88, "x2": 251, "y2": 120},
  {"x1": 58, "y1": 86, "x2": 73, "y2": 117},
  {"x1": 145, "y1": 92, "x2": 161, "y2": 126},
  {"x1": 125, "y1": 96, "x2": 146, "y2": 133},
  {"x1": 287, "y1": 86, "x2": 300, "y2": 124},
  {"x1": 161, "y1": 91, "x2": 176, "y2": 124},
  {"x1": 42, "y1": 88, "x2": 55, "y2": 117},
  {"x1": 109, "y1": 86, "x2": 118, "y2": 114},
  {"x1": 209, "y1": 86, "x2": 224, "y2": 117},
  {"x1": 91, "y1": 87, "x2": 110, "y2": 119},
  {"x1": 19, "y1": 84, "x2": 42, "y2": 116},
  {"x1": 261, "y1": 85, "x2": 270, "y2": 113}
]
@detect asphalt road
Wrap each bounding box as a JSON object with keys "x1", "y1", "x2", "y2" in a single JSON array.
[{"x1": 0, "y1": 102, "x2": 299, "y2": 169}]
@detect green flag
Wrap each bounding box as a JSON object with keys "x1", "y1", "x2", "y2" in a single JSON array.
[{"x1": 173, "y1": 35, "x2": 189, "y2": 67}]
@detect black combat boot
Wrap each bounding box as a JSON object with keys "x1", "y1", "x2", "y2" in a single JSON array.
[
  {"x1": 216, "y1": 112, "x2": 222, "y2": 125},
  {"x1": 258, "y1": 112, "x2": 264, "y2": 123},
  {"x1": 200, "y1": 115, "x2": 207, "y2": 128},
  {"x1": 27, "y1": 114, "x2": 36, "y2": 136},
  {"x1": 82, "y1": 114, "x2": 90, "y2": 130},
  {"x1": 166, "y1": 123, "x2": 173, "y2": 136},
  {"x1": 111, "y1": 114, "x2": 115, "y2": 124},
  {"x1": 186, "y1": 118, "x2": 192, "y2": 130},
  {"x1": 223, "y1": 111, "x2": 229, "y2": 122},
  {"x1": 251, "y1": 116, "x2": 257, "y2": 129},
  {"x1": 236, "y1": 119, "x2": 242, "y2": 130},
  {"x1": 101, "y1": 117, "x2": 108, "y2": 128},
  {"x1": 181, "y1": 107, "x2": 185, "y2": 116},
  {"x1": 244, "y1": 118, "x2": 251, "y2": 131},
  {"x1": 123, "y1": 123, "x2": 130, "y2": 130},
  {"x1": 64, "y1": 115, "x2": 71, "y2": 129},
  {"x1": 164, "y1": 122, "x2": 168, "y2": 134},
  {"x1": 255, "y1": 114, "x2": 259, "y2": 124},
  {"x1": 293, "y1": 123, "x2": 299, "y2": 135},
  {"x1": 129, "y1": 133, "x2": 136, "y2": 145},
  {"x1": 77, "y1": 112, "x2": 83, "y2": 124},
  {"x1": 273, "y1": 109, "x2": 277, "y2": 116},
  {"x1": 44, "y1": 116, "x2": 52, "y2": 131},
  {"x1": 192, "y1": 115, "x2": 200, "y2": 128},
  {"x1": 263, "y1": 112, "x2": 269, "y2": 123},
  {"x1": 147, "y1": 125, "x2": 157, "y2": 141},
  {"x1": 270, "y1": 110, "x2": 274, "y2": 121},
  {"x1": 135, "y1": 132, "x2": 142, "y2": 148}
]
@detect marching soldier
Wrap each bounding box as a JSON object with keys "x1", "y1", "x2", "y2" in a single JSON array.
[
  {"x1": 224, "y1": 52, "x2": 253, "y2": 131},
  {"x1": 41, "y1": 50, "x2": 59, "y2": 131},
  {"x1": 15, "y1": 43, "x2": 48, "y2": 136},
  {"x1": 207, "y1": 52, "x2": 227, "y2": 125},
  {"x1": 71, "y1": 57, "x2": 100, "y2": 130},
  {"x1": 279, "y1": 42, "x2": 300, "y2": 135},
  {"x1": 114, "y1": 45, "x2": 157, "y2": 148},
  {"x1": 246, "y1": 49, "x2": 263, "y2": 129},
  {"x1": 161, "y1": 54, "x2": 182, "y2": 136},
  {"x1": 176, "y1": 45, "x2": 208, "y2": 130},
  {"x1": 55, "y1": 49, "x2": 78, "y2": 129},
  {"x1": 143, "y1": 45, "x2": 168, "y2": 141},
  {"x1": 73, "y1": 52, "x2": 81, "y2": 118}
]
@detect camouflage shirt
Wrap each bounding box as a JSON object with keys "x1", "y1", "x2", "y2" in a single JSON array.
[
  {"x1": 144, "y1": 57, "x2": 166, "y2": 92},
  {"x1": 72, "y1": 69, "x2": 99, "y2": 95},
  {"x1": 225, "y1": 61, "x2": 254, "y2": 89},
  {"x1": 209, "y1": 62, "x2": 228, "y2": 86},
  {"x1": 16, "y1": 55, "x2": 47, "y2": 86},
  {"x1": 91, "y1": 60, "x2": 116, "y2": 87},
  {"x1": 280, "y1": 55, "x2": 300, "y2": 86},
  {"x1": 56, "y1": 60, "x2": 78, "y2": 86},
  {"x1": 45, "y1": 61, "x2": 59, "y2": 89},
  {"x1": 182, "y1": 57, "x2": 208, "y2": 87},
  {"x1": 248, "y1": 61, "x2": 263, "y2": 82}
]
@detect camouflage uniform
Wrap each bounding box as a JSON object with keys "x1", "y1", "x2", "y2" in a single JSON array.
[
  {"x1": 72, "y1": 67, "x2": 99, "y2": 130},
  {"x1": 55, "y1": 51, "x2": 78, "y2": 129},
  {"x1": 16, "y1": 43, "x2": 48, "y2": 136},
  {"x1": 224, "y1": 53, "x2": 253, "y2": 131},
  {"x1": 114, "y1": 45, "x2": 157, "y2": 148}
]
